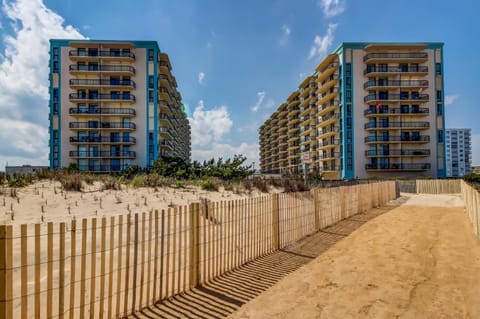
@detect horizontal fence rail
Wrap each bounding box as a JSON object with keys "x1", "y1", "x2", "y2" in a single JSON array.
[{"x1": 0, "y1": 181, "x2": 397, "y2": 318}]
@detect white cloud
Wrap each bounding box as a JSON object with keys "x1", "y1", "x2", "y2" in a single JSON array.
[
  {"x1": 192, "y1": 142, "x2": 259, "y2": 167},
  {"x1": 445, "y1": 94, "x2": 459, "y2": 106},
  {"x1": 279, "y1": 24, "x2": 291, "y2": 46},
  {"x1": 472, "y1": 134, "x2": 480, "y2": 165},
  {"x1": 251, "y1": 91, "x2": 266, "y2": 112},
  {"x1": 318, "y1": 0, "x2": 346, "y2": 18},
  {"x1": 308, "y1": 23, "x2": 337, "y2": 60},
  {"x1": 0, "y1": 0, "x2": 86, "y2": 166},
  {"x1": 198, "y1": 71, "x2": 205, "y2": 84},
  {"x1": 189, "y1": 100, "x2": 233, "y2": 147}
]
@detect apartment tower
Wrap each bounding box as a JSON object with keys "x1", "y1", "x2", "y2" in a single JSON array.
[
  {"x1": 49, "y1": 40, "x2": 191, "y2": 172},
  {"x1": 446, "y1": 128, "x2": 472, "y2": 177},
  {"x1": 260, "y1": 42, "x2": 445, "y2": 179}
]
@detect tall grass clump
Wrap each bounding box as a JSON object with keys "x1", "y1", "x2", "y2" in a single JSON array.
[
  {"x1": 200, "y1": 179, "x2": 218, "y2": 191},
  {"x1": 59, "y1": 173, "x2": 83, "y2": 191}
]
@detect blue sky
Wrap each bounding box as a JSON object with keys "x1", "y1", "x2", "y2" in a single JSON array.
[{"x1": 0, "y1": 0, "x2": 478, "y2": 169}]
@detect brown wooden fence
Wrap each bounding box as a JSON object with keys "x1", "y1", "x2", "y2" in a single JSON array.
[
  {"x1": 461, "y1": 180, "x2": 480, "y2": 239},
  {"x1": 0, "y1": 181, "x2": 396, "y2": 318},
  {"x1": 416, "y1": 179, "x2": 462, "y2": 194}
]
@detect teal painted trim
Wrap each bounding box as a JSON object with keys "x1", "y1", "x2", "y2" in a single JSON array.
[
  {"x1": 347, "y1": 48, "x2": 354, "y2": 179},
  {"x1": 340, "y1": 48, "x2": 347, "y2": 179},
  {"x1": 153, "y1": 52, "x2": 159, "y2": 160},
  {"x1": 48, "y1": 42, "x2": 61, "y2": 169},
  {"x1": 439, "y1": 47, "x2": 447, "y2": 177},
  {"x1": 333, "y1": 42, "x2": 444, "y2": 54},
  {"x1": 49, "y1": 39, "x2": 162, "y2": 51},
  {"x1": 146, "y1": 52, "x2": 150, "y2": 166},
  {"x1": 48, "y1": 41, "x2": 54, "y2": 169}
]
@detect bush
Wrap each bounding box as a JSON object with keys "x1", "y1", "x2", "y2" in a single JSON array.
[
  {"x1": 463, "y1": 173, "x2": 480, "y2": 183},
  {"x1": 7, "y1": 176, "x2": 29, "y2": 188},
  {"x1": 103, "y1": 176, "x2": 121, "y2": 190},
  {"x1": 131, "y1": 175, "x2": 145, "y2": 188},
  {"x1": 0, "y1": 172, "x2": 5, "y2": 185},
  {"x1": 250, "y1": 177, "x2": 269, "y2": 193},
  {"x1": 59, "y1": 173, "x2": 83, "y2": 191},
  {"x1": 176, "y1": 181, "x2": 185, "y2": 188},
  {"x1": 200, "y1": 179, "x2": 218, "y2": 191}
]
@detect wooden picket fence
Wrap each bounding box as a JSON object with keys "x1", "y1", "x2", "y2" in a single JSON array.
[
  {"x1": 416, "y1": 179, "x2": 462, "y2": 194},
  {"x1": 461, "y1": 180, "x2": 480, "y2": 239},
  {"x1": 0, "y1": 181, "x2": 396, "y2": 319}
]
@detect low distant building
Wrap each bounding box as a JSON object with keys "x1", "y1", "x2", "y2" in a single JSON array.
[
  {"x1": 5, "y1": 165, "x2": 49, "y2": 178},
  {"x1": 471, "y1": 165, "x2": 480, "y2": 174},
  {"x1": 446, "y1": 128, "x2": 472, "y2": 177}
]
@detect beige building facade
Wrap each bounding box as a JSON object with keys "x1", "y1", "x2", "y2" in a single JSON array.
[
  {"x1": 260, "y1": 42, "x2": 446, "y2": 179},
  {"x1": 49, "y1": 40, "x2": 190, "y2": 172}
]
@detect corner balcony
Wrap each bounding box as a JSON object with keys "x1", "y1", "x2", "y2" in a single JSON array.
[
  {"x1": 364, "y1": 121, "x2": 429, "y2": 130},
  {"x1": 364, "y1": 93, "x2": 429, "y2": 104},
  {"x1": 69, "y1": 64, "x2": 135, "y2": 75},
  {"x1": 317, "y1": 126, "x2": 339, "y2": 139},
  {"x1": 318, "y1": 139, "x2": 340, "y2": 149},
  {"x1": 69, "y1": 107, "x2": 136, "y2": 116},
  {"x1": 69, "y1": 136, "x2": 136, "y2": 144},
  {"x1": 364, "y1": 135, "x2": 430, "y2": 144},
  {"x1": 317, "y1": 113, "x2": 340, "y2": 127},
  {"x1": 69, "y1": 79, "x2": 136, "y2": 89},
  {"x1": 364, "y1": 65, "x2": 428, "y2": 76},
  {"x1": 364, "y1": 80, "x2": 428, "y2": 90},
  {"x1": 69, "y1": 151, "x2": 136, "y2": 159},
  {"x1": 365, "y1": 149, "x2": 430, "y2": 157},
  {"x1": 363, "y1": 52, "x2": 428, "y2": 63},
  {"x1": 364, "y1": 107, "x2": 429, "y2": 117},
  {"x1": 69, "y1": 93, "x2": 136, "y2": 103},
  {"x1": 69, "y1": 122, "x2": 136, "y2": 130},
  {"x1": 69, "y1": 50, "x2": 135, "y2": 61},
  {"x1": 365, "y1": 163, "x2": 431, "y2": 171}
]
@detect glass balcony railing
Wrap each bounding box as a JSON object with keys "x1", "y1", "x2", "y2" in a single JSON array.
[
  {"x1": 69, "y1": 151, "x2": 136, "y2": 158},
  {"x1": 365, "y1": 163, "x2": 431, "y2": 170},
  {"x1": 364, "y1": 66, "x2": 428, "y2": 75},
  {"x1": 69, "y1": 65, "x2": 135, "y2": 73},
  {"x1": 69, "y1": 136, "x2": 136, "y2": 144},
  {"x1": 69, "y1": 50, "x2": 135, "y2": 59},
  {"x1": 69, "y1": 122, "x2": 136, "y2": 129},
  {"x1": 364, "y1": 122, "x2": 430, "y2": 129},
  {"x1": 69, "y1": 93, "x2": 136, "y2": 102},
  {"x1": 364, "y1": 80, "x2": 428, "y2": 89},
  {"x1": 69, "y1": 79, "x2": 136, "y2": 88},
  {"x1": 364, "y1": 135, "x2": 430, "y2": 143},
  {"x1": 363, "y1": 52, "x2": 428, "y2": 62},
  {"x1": 365, "y1": 149, "x2": 430, "y2": 156},
  {"x1": 69, "y1": 107, "x2": 136, "y2": 115},
  {"x1": 364, "y1": 93, "x2": 429, "y2": 103},
  {"x1": 364, "y1": 107, "x2": 429, "y2": 116}
]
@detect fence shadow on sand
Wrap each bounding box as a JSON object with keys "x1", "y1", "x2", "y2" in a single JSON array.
[{"x1": 132, "y1": 206, "x2": 395, "y2": 319}]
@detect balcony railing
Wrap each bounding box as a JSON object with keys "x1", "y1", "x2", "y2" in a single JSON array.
[
  {"x1": 364, "y1": 135, "x2": 430, "y2": 143},
  {"x1": 319, "y1": 152, "x2": 340, "y2": 159},
  {"x1": 78, "y1": 164, "x2": 129, "y2": 173},
  {"x1": 321, "y1": 165, "x2": 340, "y2": 171},
  {"x1": 69, "y1": 151, "x2": 136, "y2": 158},
  {"x1": 365, "y1": 163, "x2": 431, "y2": 170},
  {"x1": 69, "y1": 79, "x2": 136, "y2": 88},
  {"x1": 363, "y1": 52, "x2": 428, "y2": 62},
  {"x1": 69, "y1": 93, "x2": 136, "y2": 102},
  {"x1": 364, "y1": 122, "x2": 430, "y2": 129},
  {"x1": 69, "y1": 107, "x2": 136, "y2": 115},
  {"x1": 364, "y1": 93, "x2": 429, "y2": 103},
  {"x1": 364, "y1": 80, "x2": 428, "y2": 89},
  {"x1": 69, "y1": 136, "x2": 136, "y2": 144},
  {"x1": 364, "y1": 66, "x2": 428, "y2": 75},
  {"x1": 319, "y1": 113, "x2": 340, "y2": 123},
  {"x1": 69, "y1": 65, "x2": 135, "y2": 73},
  {"x1": 69, "y1": 50, "x2": 135, "y2": 59},
  {"x1": 319, "y1": 139, "x2": 340, "y2": 147},
  {"x1": 365, "y1": 149, "x2": 431, "y2": 156},
  {"x1": 364, "y1": 107, "x2": 429, "y2": 116},
  {"x1": 69, "y1": 122, "x2": 136, "y2": 129}
]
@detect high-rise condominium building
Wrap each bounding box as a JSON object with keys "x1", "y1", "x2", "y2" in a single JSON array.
[
  {"x1": 446, "y1": 128, "x2": 472, "y2": 177},
  {"x1": 49, "y1": 40, "x2": 191, "y2": 172},
  {"x1": 260, "y1": 42, "x2": 446, "y2": 179}
]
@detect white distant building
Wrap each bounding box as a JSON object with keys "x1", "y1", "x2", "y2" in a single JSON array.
[{"x1": 446, "y1": 128, "x2": 471, "y2": 177}]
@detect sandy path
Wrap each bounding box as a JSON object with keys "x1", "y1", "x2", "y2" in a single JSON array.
[{"x1": 229, "y1": 195, "x2": 480, "y2": 319}]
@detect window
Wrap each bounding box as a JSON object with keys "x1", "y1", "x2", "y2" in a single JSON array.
[
  {"x1": 122, "y1": 48, "x2": 131, "y2": 57},
  {"x1": 400, "y1": 104, "x2": 409, "y2": 114},
  {"x1": 438, "y1": 130, "x2": 444, "y2": 142},
  {"x1": 436, "y1": 103, "x2": 443, "y2": 115},
  {"x1": 77, "y1": 48, "x2": 86, "y2": 56},
  {"x1": 436, "y1": 90, "x2": 442, "y2": 102},
  {"x1": 399, "y1": 63, "x2": 408, "y2": 72},
  {"x1": 345, "y1": 63, "x2": 351, "y2": 77},
  {"x1": 110, "y1": 48, "x2": 120, "y2": 57},
  {"x1": 53, "y1": 61, "x2": 59, "y2": 73},
  {"x1": 88, "y1": 48, "x2": 98, "y2": 57},
  {"x1": 411, "y1": 104, "x2": 419, "y2": 113},
  {"x1": 53, "y1": 47, "x2": 59, "y2": 59},
  {"x1": 122, "y1": 91, "x2": 131, "y2": 100},
  {"x1": 148, "y1": 90, "x2": 154, "y2": 102},
  {"x1": 400, "y1": 91, "x2": 409, "y2": 100},
  {"x1": 110, "y1": 76, "x2": 120, "y2": 85},
  {"x1": 148, "y1": 49, "x2": 154, "y2": 61},
  {"x1": 88, "y1": 62, "x2": 99, "y2": 71},
  {"x1": 53, "y1": 102, "x2": 58, "y2": 114},
  {"x1": 148, "y1": 75, "x2": 154, "y2": 88},
  {"x1": 435, "y1": 63, "x2": 442, "y2": 75}
]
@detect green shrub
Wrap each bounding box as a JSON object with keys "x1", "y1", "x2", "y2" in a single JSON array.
[
  {"x1": 7, "y1": 176, "x2": 29, "y2": 188},
  {"x1": 200, "y1": 179, "x2": 218, "y2": 191},
  {"x1": 250, "y1": 177, "x2": 269, "y2": 193},
  {"x1": 175, "y1": 181, "x2": 185, "y2": 188},
  {"x1": 131, "y1": 175, "x2": 145, "y2": 188},
  {"x1": 0, "y1": 172, "x2": 5, "y2": 185}
]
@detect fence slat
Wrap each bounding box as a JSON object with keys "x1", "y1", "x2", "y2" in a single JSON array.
[
  {"x1": 114, "y1": 215, "x2": 123, "y2": 318},
  {"x1": 59, "y1": 223, "x2": 66, "y2": 319},
  {"x1": 89, "y1": 218, "x2": 97, "y2": 318},
  {"x1": 0, "y1": 225, "x2": 13, "y2": 319},
  {"x1": 69, "y1": 219, "x2": 76, "y2": 319},
  {"x1": 21, "y1": 224, "x2": 28, "y2": 319},
  {"x1": 79, "y1": 219, "x2": 87, "y2": 319},
  {"x1": 47, "y1": 222, "x2": 53, "y2": 318},
  {"x1": 123, "y1": 213, "x2": 131, "y2": 317},
  {"x1": 99, "y1": 217, "x2": 107, "y2": 319},
  {"x1": 106, "y1": 216, "x2": 115, "y2": 319}
]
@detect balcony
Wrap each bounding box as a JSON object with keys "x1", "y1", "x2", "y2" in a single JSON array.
[
  {"x1": 69, "y1": 65, "x2": 135, "y2": 74},
  {"x1": 364, "y1": 121, "x2": 429, "y2": 130},
  {"x1": 69, "y1": 151, "x2": 136, "y2": 159},
  {"x1": 319, "y1": 152, "x2": 340, "y2": 160},
  {"x1": 69, "y1": 79, "x2": 136, "y2": 89},
  {"x1": 364, "y1": 135, "x2": 430, "y2": 143},
  {"x1": 364, "y1": 80, "x2": 428, "y2": 90},
  {"x1": 319, "y1": 139, "x2": 340, "y2": 148},
  {"x1": 318, "y1": 126, "x2": 339, "y2": 138},
  {"x1": 363, "y1": 52, "x2": 428, "y2": 63},
  {"x1": 364, "y1": 65, "x2": 428, "y2": 76},
  {"x1": 70, "y1": 136, "x2": 136, "y2": 144},
  {"x1": 69, "y1": 93, "x2": 136, "y2": 103},
  {"x1": 364, "y1": 107, "x2": 429, "y2": 116},
  {"x1": 365, "y1": 163, "x2": 431, "y2": 171},
  {"x1": 321, "y1": 165, "x2": 340, "y2": 172},
  {"x1": 69, "y1": 122, "x2": 136, "y2": 130},
  {"x1": 317, "y1": 113, "x2": 340, "y2": 127},
  {"x1": 318, "y1": 100, "x2": 339, "y2": 116},
  {"x1": 69, "y1": 50, "x2": 135, "y2": 60},
  {"x1": 364, "y1": 93, "x2": 429, "y2": 103},
  {"x1": 365, "y1": 149, "x2": 430, "y2": 157},
  {"x1": 69, "y1": 107, "x2": 136, "y2": 116}
]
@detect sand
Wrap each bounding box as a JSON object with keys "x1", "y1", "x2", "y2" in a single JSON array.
[
  {"x1": 0, "y1": 180, "x2": 269, "y2": 225},
  {"x1": 229, "y1": 194, "x2": 480, "y2": 319}
]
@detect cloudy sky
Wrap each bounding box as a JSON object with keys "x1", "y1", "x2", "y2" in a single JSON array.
[{"x1": 0, "y1": 0, "x2": 478, "y2": 169}]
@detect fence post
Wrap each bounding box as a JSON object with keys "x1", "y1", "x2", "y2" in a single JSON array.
[
  {"x1": 189, "y1": 203, "x2": 200, "y2": 289},
  {"x1": 272, "y1": 194, "x2": 280, "y2": 250},
  {"x1": 0, "y1": 225, "x2": 13, "y2": 319},
  {"x1": 311, "y1": 189, "x2": 320, "y2": 231}
]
